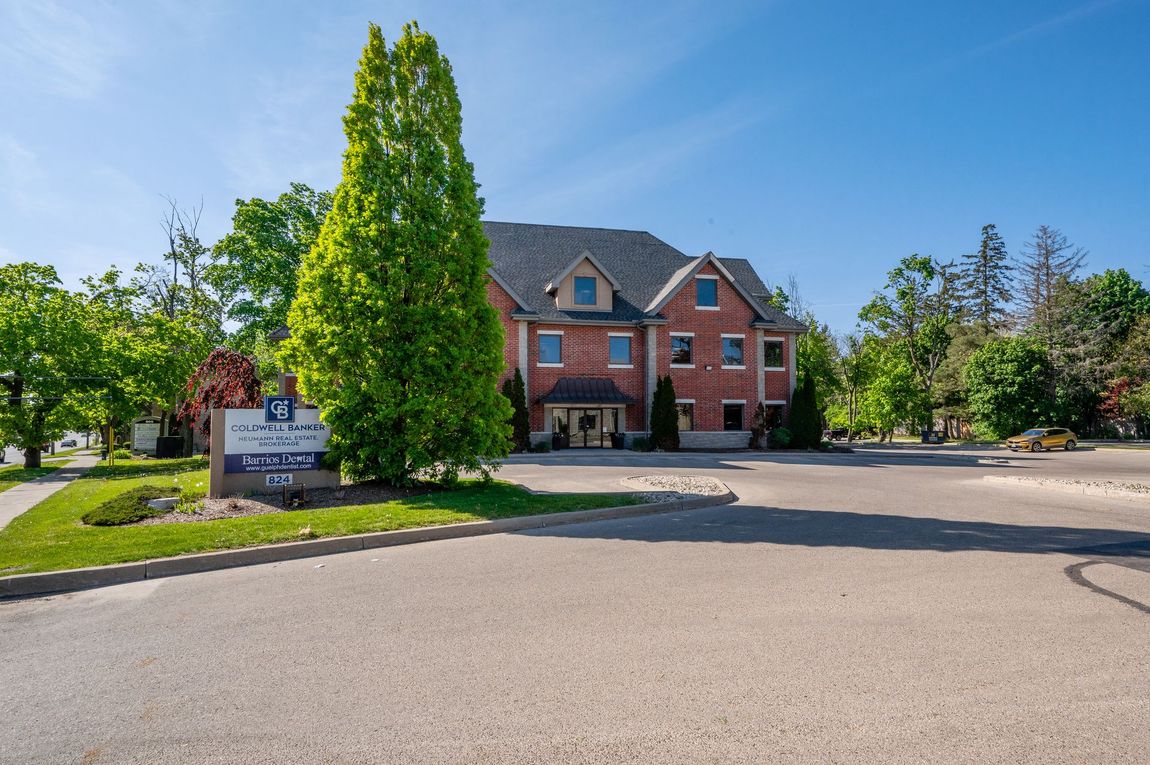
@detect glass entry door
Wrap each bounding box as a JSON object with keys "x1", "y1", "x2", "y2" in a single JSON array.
[{"x1": 571, "y1": 409, "x2": 602, "y2": 448}]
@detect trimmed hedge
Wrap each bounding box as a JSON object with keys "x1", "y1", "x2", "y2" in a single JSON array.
[{"x1": 81, "y1": 485, "x2": 181, "y2": 526}]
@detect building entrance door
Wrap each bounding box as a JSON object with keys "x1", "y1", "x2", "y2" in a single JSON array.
[{"x1": 571, "y1": 409, "x2": 602, "y2": 448}]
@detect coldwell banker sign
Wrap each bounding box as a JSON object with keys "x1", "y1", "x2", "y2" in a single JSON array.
[{"x1": 223, "y1": 397, "x2": 331, "y2": 474}]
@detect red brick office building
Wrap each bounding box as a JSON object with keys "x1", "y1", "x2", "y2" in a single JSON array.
[
  {"x1": 483, "y1": 222, "x2": 806, "y2": 448},
  {"x1": 278, "y1": 221, "x2": 806, "y2": 449}
]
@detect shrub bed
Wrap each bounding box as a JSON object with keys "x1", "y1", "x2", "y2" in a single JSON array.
[{"x1": 81, "y1": 485, "x2": 181, "y2": 526}]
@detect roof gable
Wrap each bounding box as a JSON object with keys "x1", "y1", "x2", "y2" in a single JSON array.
[
  {"x1": 482, "y1": 221, "x2": 806, "y2": 331},
  {"x1": 644, "y1": 251, "x2": 769, "y2": 320},
  {"x1": 545, "y1": 250, "x2": 622, "y2": 294}
]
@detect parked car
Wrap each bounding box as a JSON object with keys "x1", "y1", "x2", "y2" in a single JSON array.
[
  {"x1": 823, "y1": 428, "x2": 849, "y2": 441},
  {"x1": 60, "y1": 439, "x2": 78, "y2": 447},
  {"x1": 1006, "y1": 428, "x2": 1077, "y2": 452}
]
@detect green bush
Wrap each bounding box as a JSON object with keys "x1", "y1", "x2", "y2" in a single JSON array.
[
  {"x1": 81, "y1": 485, "x2": 181, "y2": 526},
  {"x1": 630, "y1": 436, "x2": 650, "y2": 451},
  {"x1": 112, "y1": 449, "x2": 133, "y2": 460},
  {"x1": 768, "y1": 427, "x2": 792, "y2": 449},
  {"x1": 530, "y1": 441, "x2": 551, "y2": 453}
]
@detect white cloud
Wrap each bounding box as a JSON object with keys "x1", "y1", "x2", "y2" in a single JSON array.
[
  {"x1": 0, "y1": 134, "x2": 55, "y2": 213},
  {"x1": 0, "y1": 0, "x2": 129, "y2": 99},
  {"x1": 504, "y1": 96, "x2": 772, "y2": 219}
]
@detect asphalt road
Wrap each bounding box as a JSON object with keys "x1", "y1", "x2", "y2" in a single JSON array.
[
  {"x1": 2, "y1": 445, "x2": 1148, "y2": 764},
  {"x1": 0, "y1": 432, "x2": 92, "y2": 467}
]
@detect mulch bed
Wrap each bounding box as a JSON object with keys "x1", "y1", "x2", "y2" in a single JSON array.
[{"x1": 134, "y1": 482, "x2": 436, "y2": 525}]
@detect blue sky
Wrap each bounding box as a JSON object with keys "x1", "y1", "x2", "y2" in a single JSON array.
[{"x1": 1, "y1": 0, "x2": 1147, "y2": 333}]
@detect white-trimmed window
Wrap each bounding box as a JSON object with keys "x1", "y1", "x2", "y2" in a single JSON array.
[
  {"x1": 675, "y1": 399, "x2": 695, "y2": 431},
  {"x1": 695, "y1": 275, "x2": 719, "y2": 309},
  {"x1": 538, "y1": 331, "x2": 563, "y2": 366},
  {"x1": 608, "y1": 333, "x2": 632, "y2": 367},
  {"x1": 721, "y1": 335, "x2": 745, "y2": 368},
  {"x1": 764, "y1": 337, "x2": 785, "y2": 370},
  {"x1": 670, "y1": 333, "x2": 694, "y2": 367}
]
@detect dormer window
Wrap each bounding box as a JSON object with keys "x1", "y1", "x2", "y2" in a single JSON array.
[
  {"x1": 695, "y1": 276, "x2": 718, "y2": 309},
  {"x1": 573, "y1": 276, "x2": 597, "y2": 306}
]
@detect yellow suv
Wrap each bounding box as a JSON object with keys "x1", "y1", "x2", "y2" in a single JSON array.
[{"x1": 1006, "y1": 428, "x2": 1077, "y2": 452}]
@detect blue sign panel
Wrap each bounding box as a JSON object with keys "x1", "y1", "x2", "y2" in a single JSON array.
[
  {"x1": 224, "y1": 451, "x2": 325, "y2": 474},
  {"x1": 264, "y1": 396, "x2": 295, "y2": 423}
]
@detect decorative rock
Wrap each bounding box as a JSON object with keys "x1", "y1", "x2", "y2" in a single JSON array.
[
  {"x1": 622, "y1": 475, "x2": 729, "y2": 498},
  {"x1": 145, "y1": 497, "x2": 180, "y2": 511}
]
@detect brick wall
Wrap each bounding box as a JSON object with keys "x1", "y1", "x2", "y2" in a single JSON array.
[
  {"x1": 486, "y1": 279, "x2": 520, "y2": 385},
  {"x1": 527, "y1": 323, "x2": 646, "y2": 431},
  {"x1": 486, "y1": 265, "x2": 796, "y2": 437},
  {"x1": 656, "y1": 262, "x2": 765, "y2": 431}
]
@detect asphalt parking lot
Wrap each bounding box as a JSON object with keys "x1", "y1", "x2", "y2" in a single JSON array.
[{"x1": 2, "y1": 445, "x2": 1148, "y2": 764}]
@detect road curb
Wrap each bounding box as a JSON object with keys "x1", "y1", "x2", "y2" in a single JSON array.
[
  {"x1": 0, "y1": 490, "x2": 736, "y2": 599},
  {"x1": 983, "y1": 475, "x2": 1150, "y2": 503}
]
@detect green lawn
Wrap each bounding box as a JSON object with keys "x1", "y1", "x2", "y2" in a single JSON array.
[
  {"x1": 0, "y1": 463, "x2": 71, "y2": 495},
  {"x1": 0, "y1": 457, "x2": 639, "y2": 576}
]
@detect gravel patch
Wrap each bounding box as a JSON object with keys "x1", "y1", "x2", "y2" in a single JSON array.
[
  {"x1": 1007, "y1": 477, "x2": 1150, "y2": 494},
  {"x1": 984, "y1": 475, "x2": 1150, "y2": 503},
  {"x1": 621, "y1": 474, "x2": 728, "y2": 500},
  {"x1": 134, "y1": 482, "x2": 435, "y2": 525}
]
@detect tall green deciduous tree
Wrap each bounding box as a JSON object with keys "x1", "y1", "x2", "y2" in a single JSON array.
[
  {"x1": 833, "y1": 332, "x2": 874, "y2": 442},
  {"x1": 282, "y1": 22, "x2": 511, "y2": 484},
  {"x1": 210, "y1": 183, "x2": 333, "y2": 353},
  {"x1": 856, "y1": 341, "x2": 924, "y2": 441},
  {"x1": 860, "y1": 254, "x2": 958, "y2": 424},
  {"x1": 80, "y1": 268, "x2": 212, "y2": 446},
  {"x1": 963, "y1": 338, "x2": 1053, "y2": 438},
  {"x1": 1077, "y1": 269, "x2": 1150, "y2": 351},
  {"x1": 0, "y1": 264, "x2": 99, "y2": 467},
  {"x1": 931, "y1": 322, "x2": 998, "y2": 438},
  {"x1": 958, "y1": 224, "x2": 1012, "y2": 328}
]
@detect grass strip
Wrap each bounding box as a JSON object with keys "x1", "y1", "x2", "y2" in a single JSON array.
[{"x1": 0, "y1": 459, "x2": 638, "y2": 576}]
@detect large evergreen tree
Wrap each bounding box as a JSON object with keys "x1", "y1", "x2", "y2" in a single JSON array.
[
  {"x1": 958, "y1": 224, "x2": 1012, "y2": 328},
  {"x1": 1015, "y1": 225, "x2": 1086, "y2": 347},
  {"x1": 282, "y1": 22, "x2": 511, "y2": 484}
]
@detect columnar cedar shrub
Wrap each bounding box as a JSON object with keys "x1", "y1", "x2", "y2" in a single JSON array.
[
  {"x1": 282, "y1": 22, "x2": 511, "y2": 485},
  {"x1": 501, "y1": 368, "x2": 530, "y2": 453},
  {"x1": 649, "y1": 375, "x2": 680, "y2": 451},
  {"x1": 647, "y1": 376, "x2": 664, "y2": 451},
  {"x1": 788, "y1": 371, "x2": 822, "y2": 449}
]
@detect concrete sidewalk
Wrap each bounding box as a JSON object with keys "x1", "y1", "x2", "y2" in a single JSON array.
[{"x1": 0, "y1": 454, "x2": 101, "y2": 530}]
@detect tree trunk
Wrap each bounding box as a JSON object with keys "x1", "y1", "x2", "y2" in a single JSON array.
[{"x1": 23, "y1": 446, "x2": 42, "y2": 469}]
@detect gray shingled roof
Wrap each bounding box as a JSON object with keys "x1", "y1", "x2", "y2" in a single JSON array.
[
  {"x1": 537, "y1": 377, "x2": 638, "y2": 405},
  {"x1": 483, "y1": 221, "x2": 806, "y2": 331}
]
